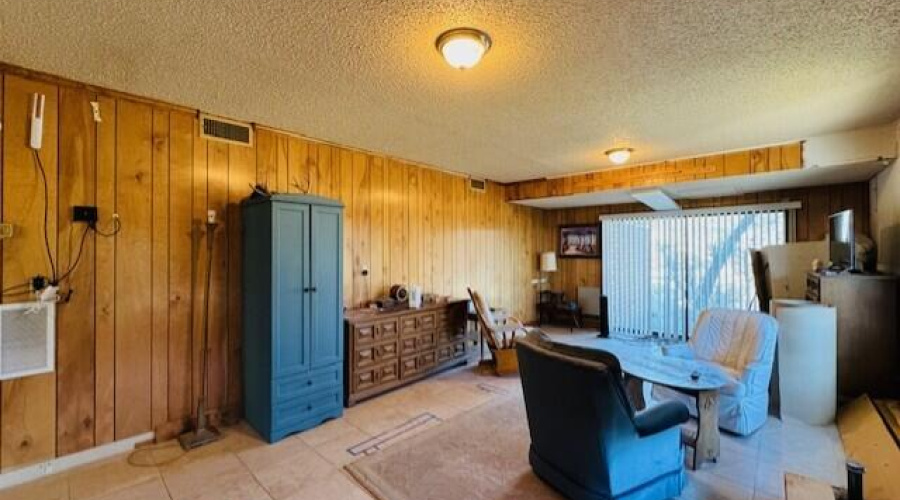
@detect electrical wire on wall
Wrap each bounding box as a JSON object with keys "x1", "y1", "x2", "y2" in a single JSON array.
[{"x1": 0, "y1": 148, "x2": 122, "y2": 301}]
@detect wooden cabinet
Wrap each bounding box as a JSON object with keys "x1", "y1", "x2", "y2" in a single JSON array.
[
  {"x1": 242, "y1": 194, "x2": 344, "y2": 442},
  {"x1": 344, "y1": 300, "x2": 469, "y2": 406},
  {"x1": 806, "y1": 272, "x2": 899, "y2": 399}
]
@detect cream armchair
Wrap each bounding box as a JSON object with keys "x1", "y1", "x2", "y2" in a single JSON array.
[{"x1": 651, "y1": 309, "x2": 778, "y2": 435}]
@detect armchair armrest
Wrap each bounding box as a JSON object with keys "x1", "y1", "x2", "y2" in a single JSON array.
[
  {"x1": 738, "y1": 360, "x2": 775, "y2": 395},
  {"x1": 633, "y1": 401, "x2": 689, "y2": 437}
]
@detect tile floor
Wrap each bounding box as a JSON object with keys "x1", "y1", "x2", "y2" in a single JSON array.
[{"x1": 0, "y1": 333, "x2": 846, "y2": 500}]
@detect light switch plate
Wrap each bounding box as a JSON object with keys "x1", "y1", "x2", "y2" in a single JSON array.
[{"x1": 0, "y1": 223, "x2": 13, "y2": 239}]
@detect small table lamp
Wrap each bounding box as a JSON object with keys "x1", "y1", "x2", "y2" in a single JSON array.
[{"x1": 540, "y1": 251, "x2": 557, "y2": 292}]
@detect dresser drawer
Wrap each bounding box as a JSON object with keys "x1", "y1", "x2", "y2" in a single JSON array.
[
  {"x1": 353, "y1": 360, "x2": 400, "y2": 392},
  {"x1": 400, "y1": 336, "x2": 418, "y2": 355},
  {"x1": 418, "y1": 331, "x2": 435, "y2": 350},
  {"x1": 417, "y1": 313, "x2": 436, "y2": 331},
  {"x1": 273, "y1": 366, "x2": 341, "y2": 403},
  {"x1": 400, "y1": 355, "x2": 420, "y2": 379},
  {"x1": 354, "y1": 340, "x2": 398, "y2": 369},
  {"x1": 399, "y1": 315, "x2": 419, "y2": 335},
  {"x1": 436, "y1": 341, "x2": 465, "y2": 363},
  {"x1": 355, "y1": 320, "x2": 399, "y2": 345},
  {"x1": 273, "y1": 389, "x2": 341, "y2": 430}
]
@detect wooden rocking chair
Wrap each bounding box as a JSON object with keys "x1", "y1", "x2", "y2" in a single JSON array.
[{"x1": 467, "y1": 287, "x2": 528, "y2": 375}]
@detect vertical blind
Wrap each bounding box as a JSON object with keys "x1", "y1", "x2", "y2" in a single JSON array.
[{"x1": 601, "y1": 204, "x2": 791, "y2": 339}]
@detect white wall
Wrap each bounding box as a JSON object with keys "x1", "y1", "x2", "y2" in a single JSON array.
[{"x1": 869, "y1": 120, "x2": 900, "y2": 274}]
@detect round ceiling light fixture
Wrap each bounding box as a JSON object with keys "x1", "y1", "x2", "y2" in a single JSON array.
[
  {"x1": 436, "y1": 28, "x2": 492, "y2": 69},
  {"x1": 605, "y1": 147, "x2": 634, "y2": 165}
]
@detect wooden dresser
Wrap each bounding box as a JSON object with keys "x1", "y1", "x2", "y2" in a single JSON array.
[
  {"x1": 806, "y1": 272, "x2": 899, "y2": 399},
  {"x1": 344, "y1": 300, "x2": 469, "y2": 406}
]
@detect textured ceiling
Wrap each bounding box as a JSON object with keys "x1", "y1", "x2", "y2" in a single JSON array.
[{"x1": 1, "y1": 0, "x2": 899, "y2": 182}]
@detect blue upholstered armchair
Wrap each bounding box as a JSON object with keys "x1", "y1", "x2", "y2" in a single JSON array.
[{"x1": 517, "y1": 332, "x2": 689, "y2": 500}]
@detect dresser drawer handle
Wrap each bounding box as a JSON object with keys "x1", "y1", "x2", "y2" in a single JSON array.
[
  {"x1": 307, "y1": 380, "x2": 313, "y2": 386},
  {"x1": 307, "y1": 404, "x2": 313, "y2": 411}
]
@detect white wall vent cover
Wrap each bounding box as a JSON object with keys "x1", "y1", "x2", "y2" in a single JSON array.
[
  {"x1": 0, "y1": 302, "x2": 55, "y2": 380},
  {"x1": 199, "y1": 114, "x2": 254, "y2": 147},
  {"x1": 468, "y1": 178, "x2": 487, "y2": 193}
]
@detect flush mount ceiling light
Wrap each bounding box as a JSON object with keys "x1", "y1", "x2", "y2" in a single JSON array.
[
  {"x1": 604, "y1": 147, "x2": 634, "y2": 165},
  {"x1": 436, "y1": 28, "x2": 492, "y2": 69}
]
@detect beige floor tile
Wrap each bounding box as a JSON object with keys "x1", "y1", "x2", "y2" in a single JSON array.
[
  {"x1": 87, "y1": 477, "x2": 171, "y2": 500},
  {"x1": 0, "y1": 474, "x2": 70, "y2": 500},
  {"x1": 282, "y1": 470, "x2": 372, "y2": 500},
  {"x1": 68, "y1": 455, "x2": 160, "y2": 500},
  {"x1": 297, "y1": 418, "x2": 363, "y2": 448},
  {"x1": 438, "y1": 385, "x2": 495, "y2": 412},
  {"x1": 343, "y1": 403, "x2": 415, "y2": 436},
  {"x1": 238, "y1": 436, "x2": 333, "y2": 500},
  {"x1": 681, "y1": 471, "x2": 755, "y2": 500},
  {"x1": 311, "y1": 428, "x2": 371, "y2": 467},
  {"x1": 162, "y1": 453, "x2": 269, "y2": 500}
]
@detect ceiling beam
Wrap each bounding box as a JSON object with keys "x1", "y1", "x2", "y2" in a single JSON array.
[{"x1": 505, "y1": 143, "x2": 803, "y2": 202}]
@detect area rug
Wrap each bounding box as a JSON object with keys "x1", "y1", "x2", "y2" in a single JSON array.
[{"x1": 344, "y1": 395, "x2": 563, "y2": 500}]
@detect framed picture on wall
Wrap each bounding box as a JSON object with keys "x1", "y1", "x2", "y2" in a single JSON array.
[{"x1": 558, "y1": 224, "x2": 600, "y2": 258}]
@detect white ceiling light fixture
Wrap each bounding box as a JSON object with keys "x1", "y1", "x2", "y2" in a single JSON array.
[
  {"x1": 630, "y1": 188, "x2": 680, "y2": 211},
  {"x1": 605, "y1": 146, "x2": 634, "y2": 165},
  {"x1": 436, "y1": 28, "x2": 492, "y2": 69}
]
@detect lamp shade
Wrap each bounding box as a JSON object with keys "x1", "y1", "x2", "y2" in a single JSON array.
[{"x1": 540, "y1": 252, "x2": 558, "y2": 272}]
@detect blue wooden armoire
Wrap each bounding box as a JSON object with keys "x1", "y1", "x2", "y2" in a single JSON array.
[{"x1": 242, "y1": 194, "x2": 344, "y2": 442}]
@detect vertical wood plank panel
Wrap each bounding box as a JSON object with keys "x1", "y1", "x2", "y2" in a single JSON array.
[
  {"x1": 190, "y1": 122, "x2": 208, "y2": 419},
  {"x1": 1, "y1": 75, "x2": 59, "y2": 468},
  {"x1": 407, "y1": 165, "x2": 421, "y2": 289},
  {"x1": 94, "y1": 96, "x2": 116, "y2": 446},
  {"x1": 206, "y1": 141, "x2": 229, "y2": 412},
  {"x1": 339, "y1": 149, "x2": 354, "y2": 308},
  {"x1": 388, "y1": 160, "x2": 408, "y2": 287},
  {"x1": 226, "y1": 143, "x2": 255, "y2": 414},
  {"x1": 167, "y1": 112, "x2": 194, "y2": 424},
  {"x1": 150, "y1": 109, "x2": 170, "y2": 429},
  {"x1": 369, "y1": 157, "x2": 385, "y2": 298},
  {"x1": 114, "y1": 100, "x2": 153, "y2": 439},
  {"x1": 351, "y1": 152, "x2": 370, "y2": 307},
  {"x1": 57, "y1": 87, "x2": 96, "y2": 456}
]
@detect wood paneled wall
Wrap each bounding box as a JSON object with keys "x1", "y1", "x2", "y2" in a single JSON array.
[
  {"x1": 541, "y1": 183, "x2": 871, "y2": 300},
  {"x1": 0, "y1": 69, "x2": 546, "y2": 470}
]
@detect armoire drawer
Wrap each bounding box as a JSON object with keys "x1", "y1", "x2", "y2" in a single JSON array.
[
  {"x1": 273, "y1": 366, "x2": 341, "y2": 403},
  {"x1": 354, "y1": 340, "x2": 399, "y2": 369},
  {"x1": 273, "y1": 389, "x2": 341, "y2": 430}
]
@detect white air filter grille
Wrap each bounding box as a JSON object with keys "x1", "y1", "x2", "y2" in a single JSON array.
[{"x1": 0, "y1": 302, "x2": 55, "y2": 380}]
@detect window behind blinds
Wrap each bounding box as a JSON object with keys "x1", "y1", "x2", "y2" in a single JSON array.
[{"x1": 601, "y1": 204, "x2": 793, "y2": 340}]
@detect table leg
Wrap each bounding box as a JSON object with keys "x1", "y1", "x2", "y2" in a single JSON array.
[
  {"x1": 624, "y1": 375, "x2": 646, "y2": 411},
  {"x1": 693, "y1": 389, "x2": 720, "y2": 469}
]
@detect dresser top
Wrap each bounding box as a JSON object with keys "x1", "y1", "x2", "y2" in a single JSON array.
[{"x1": 344, "y1": 299, "x2": 468, "y2": 323}]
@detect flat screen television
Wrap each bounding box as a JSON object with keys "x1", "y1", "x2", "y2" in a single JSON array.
[{"x1": 828, "y1": 209, "x2": 855, "y2": 271}]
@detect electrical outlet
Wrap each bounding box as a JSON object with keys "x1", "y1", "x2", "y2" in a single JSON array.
[
  {"x1": 0, "y1": 223, "x2": 12, "y2": 239},
  {"x1": 37, "y1": 461, "x2": 53, "y2": 476},
  {"x1": 72, "y1": 206, "x2": 98, "y2": 224}
]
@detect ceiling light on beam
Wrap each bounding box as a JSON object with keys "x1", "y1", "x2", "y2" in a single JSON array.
[
  {"x1": 630, "y1": 188, "x2": 680, "y2": 211},
  {"x1": 436, "y1": 28, "x2": 492, "y2": 69},
  {"x1": 605, "y1": 147, "x2": 634, "y2": 165}
]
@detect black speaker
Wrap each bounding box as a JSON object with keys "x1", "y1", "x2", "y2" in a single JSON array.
[{"x1": 597, "y1": 295, "x2": 610, "y2": 338}]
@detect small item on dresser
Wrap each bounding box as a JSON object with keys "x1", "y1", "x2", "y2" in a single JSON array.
[
  {"x1": 368, "y1": 297, "x2": 404, "y2": 311},
  {"x1": 409, "y1": 285, "x2": 423, "y2": 308},
  {"x1": 389, "y1": 284, "x2": 409, "y2": 302}
]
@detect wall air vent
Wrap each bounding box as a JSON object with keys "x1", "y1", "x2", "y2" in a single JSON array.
[
  {"x1": 468, "y1": 177, "x2": 487, "y2": 193},
  {"x1": 0, "y1": 301, "x2": 55, "y2": 380},
  {"x1": 199, "y1": 114, "x2": 253, "y2": 147}
]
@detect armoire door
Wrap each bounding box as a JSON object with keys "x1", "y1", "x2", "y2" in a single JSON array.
[
  {"x1": 309, "y1": 205, "x2": 343, "y2": 369},
  {"x1": 272, "y1": 202, "x2": 310, "y2": 377}
]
